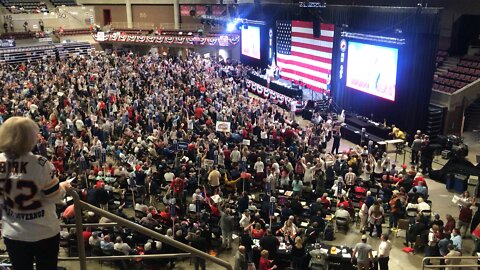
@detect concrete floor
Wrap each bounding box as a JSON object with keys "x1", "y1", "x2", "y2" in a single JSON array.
[{"x1": 4, "y1": 118, "x2": 480, "y2": 270}]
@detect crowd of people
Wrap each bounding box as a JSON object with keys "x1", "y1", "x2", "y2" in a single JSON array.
[{"x1": 0, "y1": 49, "x2": 477, "y2": 270}]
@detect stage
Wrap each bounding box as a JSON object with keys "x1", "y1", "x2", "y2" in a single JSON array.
[{"x1": 248, "y1": 72, "x2": 327, "y2": 101}]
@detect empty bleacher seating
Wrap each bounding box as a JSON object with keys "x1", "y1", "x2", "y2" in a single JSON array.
[
  {"x1": 433, "y1": 51, "x2": 480, "y2": 94},
  {"x1": 58, "y1": 28, "x2": 91, "y2": 36},
  {"x1": 0, "y1": 0, "x2": 48, "y2": 13},
  {"x1": 0, "y1": 44, "x2": 55, "y2": 64},
  {"x1": 55, "y1": 42, "x2": 93, "y2": 59},
  {"x1": 50, "y1": 0, "x2": 77, "y2": 6},
  {"x1": 0, "y1": 32, "x2": 36, "y2": 40},
  {"x1": 0, "y1": 42, "x2": 92, "y2": 64}
]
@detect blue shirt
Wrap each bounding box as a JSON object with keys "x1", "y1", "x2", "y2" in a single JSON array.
[
  {"x1": 451, "y1": 235, "x2": 462, "y2": 250},
  {"x1": 101, "y1": 240, "x2": 114, "y2": 251}
]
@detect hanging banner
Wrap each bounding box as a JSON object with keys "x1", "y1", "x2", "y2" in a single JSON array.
[
  {"x1": 0, "y1": 39, "x2": 15, "y2": 48},
  {"x1": 92, "y1": 33, "x2": 240, "y2": 47},
  {"x1": 245, "y1": 79, "x2": 294, "y2": 110},
  {"x1": 180, "y1": 5, "x2": 193, "y2": 16}
]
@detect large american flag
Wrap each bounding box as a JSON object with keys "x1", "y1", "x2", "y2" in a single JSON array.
[{"x1": 276, "y1": 21, "x2": 334, "y2": 93}]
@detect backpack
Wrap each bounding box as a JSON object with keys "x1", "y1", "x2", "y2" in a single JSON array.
[{"x1": 323, "y1": 222, "x2": 335, "y2": 241}]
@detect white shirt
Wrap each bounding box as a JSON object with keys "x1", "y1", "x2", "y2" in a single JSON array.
[
  {"x1": 254, "y1": 161, "x2": 264, "y2": 173},
  {"x1": 239, "y1": 214, "x2": 251, "y2": 229},
  {"x1": 164, "y1": 172, "x2": 175, "y2": 182},
  {"x1": 114, "y1": 242, "x2": 131, "y2": 255},
  {"x1": 0, "y1": 153, "x2": 65, "y2": 241},
  {"x1": 231, "y1": 150, "x2": 241, "y2": 163},
  {"x1": 378, "y1": 240, "x2": 392, "y2": 257}
]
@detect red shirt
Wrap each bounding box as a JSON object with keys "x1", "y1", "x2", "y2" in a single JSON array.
[
  {"x1": 413, "y1": 176, "x2": 427, "y2": 187},
  {"x1": 320, "y1": 197, "x2": 331, "y2": 208},
  {"x1": 160, "y1": 211, "x2": 171, "y2": 220},
  {"x1": 210, "y1": 204, "x2": 220, "y2": 216},
  {"x1": 224, "y1": 149, "x2": 231, "y2": 160},
  {"x1": 259, "y1": 257, "x2": 273, "y2": 270},
  {"x1": 52, "y1": 159, "x2": 64, "y2": 173},
  {"x1": 172, "y1": 178, "x2": 185, "y2": 194},
  {"x1": 251, "y1": 228, "x2": 265, "y2": 239},
  {"x1": 459, "y1": 207, "x2": 473, "y2": 223},
  {"x1": 83, "y1": 231, "x2": 92, "y2": 243},
  {"x1": 195, "y1": 107, "x2": 203, "y2": 119}
]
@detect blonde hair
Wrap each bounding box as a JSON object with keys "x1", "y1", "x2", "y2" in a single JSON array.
[
  {"x1": 0, "y1": 117, "x2": 39, "y2": 156},
  {"x1": 260, "y1": 249, "x2": 269, "y2": 258}
]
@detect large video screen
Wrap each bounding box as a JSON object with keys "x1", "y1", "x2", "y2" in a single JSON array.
[
  {"x1": 346, "y1": 42, "x2": 399, "y2": 101},
  {"x1": 241, "y1": 26, "x2": 261, "y2": 60}
]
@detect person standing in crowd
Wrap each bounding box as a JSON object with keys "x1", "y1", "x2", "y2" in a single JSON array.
[
  {"x1": 0, "y1": 117, "x2": 72, "y2": 270},
  {"x1": 444, "y1": 244, "x2": 462, "y2": 270},
  {"x1": 39, "y1": 19, "x2": 44, "y2": 32},
  {"x1": 368, "y1": 200, "x2": 384, "y2": 238},
  {"x1": 352, "y1": 235, "x2": 374, "y2": 270},
  {"x1": 331, "y1": 130, "x2": 341, "y2": 155},
  {"x1": 378, "y1": 234, "x2": 392, "y2": 270},
  {"x1": 234, "y1": 245, "x2": 247, "y2": 270},
  {"x1": 411, "y1": 135, "x2": 422, "y2": 165},
  {"x1": 420, "y1": 135, "x2": 434, "y2": 174},
  {"x1": 219, "y1": 208, "x2": 234, "y2": 250},
  {"x1": 259, "y1": 249, "x2": 277, "y2": 270},
  {"x1": 425, "y1": 225, "x2": 440, "y2": 265},
  {"x1": 457, "y1": 203, "x2": 472, "y2": 238},
  {"x1": 450, "y1": 228, "x2": 462, "y2": 250},
  {"x1": 186, "y1": 230, "x2": 207, "y2": 270}
]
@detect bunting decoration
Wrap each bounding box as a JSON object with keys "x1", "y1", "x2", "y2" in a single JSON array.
[
  {"x1": 245, "y1": 79, "x2": 295, "y2": 109},
  {"x1": 93, "y1": 32, "x2": 240, "y2": 47}
]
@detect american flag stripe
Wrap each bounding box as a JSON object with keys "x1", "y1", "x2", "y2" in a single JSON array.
[{"x1": 277, "y1": 20, "x2": 334, "y2": 92}]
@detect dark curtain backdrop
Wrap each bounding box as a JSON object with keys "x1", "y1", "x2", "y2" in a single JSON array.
[{"x1": 327, "y1": 6, "x2": 441, "y2": 136}]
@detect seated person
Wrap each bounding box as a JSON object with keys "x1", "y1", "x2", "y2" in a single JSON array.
[
  {"x1": 114, "y1": 236, "x2": 132, "y2": 255},
  {"x1": 140, "y1": 213, "x2": 159, "y2": 229},
  {"x1": 89, "y1": 231, "x2": 103, "y2": 248},
  {"x1": 159, "y1": 207, "x2": 171, "y2": 221},
  {"x1": 335, "y1": 205, "x2": 351, "y2": 230},
  {"x1": 251, "y1": 223, "x2": 265, "y2": 239},
  {"x1": 100, "y1": 234, "x2": 114, "y2": 252},
  {"x1": 389, "y1": 126, "x2": 406, "y2": 140},
  {"x1": 319, "y1": 193, "x2": 331, "y2": 210},
  {"x1": 407, "y1": 198, "x2": 431, "y2": 214},
  {"x1": 413, "y1": 173, "x2": 428, "y2": 188},
  {"x1": 277, "y1": 217, "x2": 298, "y2": 238},
  {"x1": 410, "y1": 181, "x2": 428, "y2": 198}
]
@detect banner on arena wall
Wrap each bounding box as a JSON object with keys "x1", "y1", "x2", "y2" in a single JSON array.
[
  {"x1": 180, "y1": 5, "x2": 192, "y2": 16},
  {"x1": 215, "y1": 121, "x2": 231, "y2": 132},
  {"x1": 92, "y1": 33, "x2": 240, "y2": 47},
  {"x1": 0, "y1": 39, "x2": 15, "y2": 47},
  {"x1": 245, "y1": 79, "x2": 293, "y2": 109}
]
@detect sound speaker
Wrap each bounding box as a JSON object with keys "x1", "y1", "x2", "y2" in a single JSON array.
[{"x1": 313, "y1": 18, "x2": 321, "y2": 38}]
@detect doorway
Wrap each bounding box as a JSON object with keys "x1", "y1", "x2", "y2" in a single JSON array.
[{"x1": 103, "y1": 9, "x2": 111, "y2": 26}]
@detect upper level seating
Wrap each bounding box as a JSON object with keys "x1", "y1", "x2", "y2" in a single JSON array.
[
  {"x1": 436, "y1": 50, "x2": 447, "y2": 67},
  {"x1": 50, "y1": 0, "x2": 77, "y2": 6},
  {"x1": 433, "y1": 56, "x2": 480, "y2": 94},
  {"x1": 0, "y1": 0, "x2": 48, "y2": 13}
]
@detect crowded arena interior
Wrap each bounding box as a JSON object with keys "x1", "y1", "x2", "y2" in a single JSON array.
[{"x1": 0, "y1": 0, "x2": 480, "y2": 270}]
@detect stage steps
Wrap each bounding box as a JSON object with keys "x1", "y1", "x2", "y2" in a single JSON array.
[
  {"x1": 425, "y1": 104, "x2": 446, "y2": 138},
  {"x1": 464, "y1": 98, "x2": 480, "y2": 132}
]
